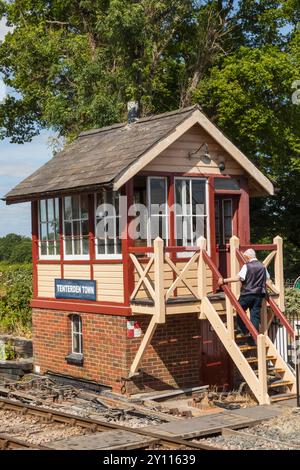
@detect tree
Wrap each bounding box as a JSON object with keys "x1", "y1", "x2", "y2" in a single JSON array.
[
  {"x1": 0, "y1": 234, "x2": 32, "y2": 263},
  {"x1": 0, "y1": 1, "x2": 299, "y2": 275}
]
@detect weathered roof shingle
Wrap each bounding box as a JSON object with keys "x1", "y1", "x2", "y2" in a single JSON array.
[{"x1": 4, "y1": 106, "x2": 197, "y2": 203}]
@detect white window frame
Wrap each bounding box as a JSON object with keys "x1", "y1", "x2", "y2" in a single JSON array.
[
  {"x1": 94, "y1": 190, "x2": 122, "y2": 260},
  {"x1": 38, "y1": 198, "x2": 60, "y2": 260},
  {"x1": 63, "y1": 195, "x2": 90, "y2": 260},
  {"x1": 174, "y1": 177, "x2": 210, "y2": 257},
  {"x1": 147, "y1": 176, "x2": 169, "y2": 246},
  {"x1": 71, "y1": 315, "x2": 83, "y2": 355}
]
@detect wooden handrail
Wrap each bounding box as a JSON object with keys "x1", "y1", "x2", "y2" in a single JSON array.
[
  {"x1": 267, "y1": 296, "x2": 295, "y2": 338},
  {"x1": 240, "y1": 244, "x2": 277, "y2": 251},
  {"x1": 129, "y1": 246, "x2": 154, "y2": 253},
  {"x1": 202, "y1": 250, "x2": 258, "y2": 340}
]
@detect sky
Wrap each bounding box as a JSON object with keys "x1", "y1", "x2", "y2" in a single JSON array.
[{"x1": 0, "y1": 18, "x2": 53, "y2": 237}]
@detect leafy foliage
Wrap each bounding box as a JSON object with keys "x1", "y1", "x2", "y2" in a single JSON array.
[
  {"x1": 285, "y1": 288, "x2": 300, "y2": 318},
  {"x1": 0, "y1": 234, "x2": 32, "y2": 263},
  {"x1": 0, "y1": 1, "x2": 299, "y2": 276},
  {"x1": 0, "y1": 264, "x2": 32, "y2": 336}
]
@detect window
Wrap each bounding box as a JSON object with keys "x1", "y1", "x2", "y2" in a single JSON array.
[
  {"x1": 64, "y1": 194, "x2": 89, "y2": 258},
  {"x1": 95, "y1": 190, "x2": 122, "y2": 258},
  {"x1": 174, "y1": 178, "x2": 207, "y2": 248},
  {"x1": 39, "y1": 198, "x2": 60, "y2": 258},
  {"x1": 147, "y1": 177, "x2": 168, "y2": 245},
  {"x1": 214, "y1": 178, "x2": 240, "y2": 191},
  {"x1": 71, "y1": 315, "x2": 83, "y2": 355}
]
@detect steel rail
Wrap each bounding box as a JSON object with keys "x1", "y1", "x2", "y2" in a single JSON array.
[{"x1": 0, "y1": 397, "x2": 219, "y2": 451}]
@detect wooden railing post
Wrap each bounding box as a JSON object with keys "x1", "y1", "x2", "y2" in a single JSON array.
[
  {"x1": 230, "y1": 236, "x2": 240, "y2": 299},
  {"x1": 274, "y1": 236, "x2": 285, "y2": 312},
  {"x1": 153, "y1": 237, "x2": 166, "y2": 324},
  {"x1": 257, "y1": 334, "x2": 270, "y2": 405},
  {"x1": 197, "y1": 236, "x2": 207, "y2": 299}
]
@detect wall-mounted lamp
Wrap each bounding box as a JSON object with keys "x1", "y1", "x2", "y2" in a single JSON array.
[
  {"x1": 218, "y1": 161, "x2": 226, "y2": 172},
  {"x1": 188, "y1": 143, "x2": 211, "y2": 163}
]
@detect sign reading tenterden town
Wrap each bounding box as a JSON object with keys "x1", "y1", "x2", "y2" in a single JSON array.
[{"x1": 55, "y1": 279, "x2": 97, "y2": 301}]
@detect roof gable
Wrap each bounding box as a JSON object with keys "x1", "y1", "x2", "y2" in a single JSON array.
[{"x1": 113, "y1": 108, "x2": 274, "y2": 196}]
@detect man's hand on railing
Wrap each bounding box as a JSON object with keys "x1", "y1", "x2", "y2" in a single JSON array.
[{"x1": 218, "y1": 276, "x2": 241, "y2": 286}]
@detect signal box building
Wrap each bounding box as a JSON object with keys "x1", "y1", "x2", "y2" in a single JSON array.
[{"x1": 4, "y1": 105, "x2": 296, "y2": 404}]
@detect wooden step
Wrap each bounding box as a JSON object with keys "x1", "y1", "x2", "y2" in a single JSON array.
[
  {"x1": 239, "y1": 345, "x2": 257, "y2": 352},
  {"x1": 267, "y1": 367, "x2": 285, "y2": 374},
  {"x1": 268, "y1": 380, "x2": 294, "y2": 389},
  {"x1": 270, "y1": 393, "x2": 297, "y2": 403},
  {"x1": 247, "y1": 355, "x2": 276, "y2": 364}
]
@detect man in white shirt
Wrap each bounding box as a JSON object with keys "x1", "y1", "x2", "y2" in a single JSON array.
[{"x1": 218, "y1": 248, "x2": 270, "y2": 340}]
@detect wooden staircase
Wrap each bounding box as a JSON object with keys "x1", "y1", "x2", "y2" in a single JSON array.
[
  {"x1": 200, "y1": 238, "x2": 296, "y2": 405},
  {"x1": 127, "y1": 236, "x2": 297, "y2": 405}
]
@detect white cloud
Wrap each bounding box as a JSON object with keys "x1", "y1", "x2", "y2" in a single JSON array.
[
  {"x1": 0, "y1": 163, "x2": 35, "y2": 177},
  {"x1": 0, "y1": 17, "x2": 13, "y2": 42}
]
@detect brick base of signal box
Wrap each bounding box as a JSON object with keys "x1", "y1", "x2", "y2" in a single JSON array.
[{"x1": 32, "y1": 309, "x2": 231, "y2": 395}]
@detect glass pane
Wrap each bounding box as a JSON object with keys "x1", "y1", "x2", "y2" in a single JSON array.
[
  {"x1": 97, "y1": 239, "x2": 105, "y2": 255},
  {"x1": 74, "y1": 237, "x2": 81, "y2": 255},
  {"x1": 107, "y1": 239, "x2": 115, "y2": 254},
  {"x1": 47, "y1": 199, "x2": 54, "y2": 221},
  {"x1": 65, "y1": 239, "x2": 73, "y2": 255},
  {"x1": 214, "y1": 178, "x2": 240, "y2": 190},
  {"x1": 40, "y1": 223, "x2": 48, "y2": 242},
  {"x1": 114, "y1": 192, "x2": 120, "y2": 215},
  {"x1": 55, "y1": 198, "x2": 59, "y2": 221},
  {"x1": 48, "y1": 224, "x2": 55, "y2": 241},
  {"x1": 48, "y1": 242, "x2": 55, "y2": 255},
  {"x1": 215, "y1": 201, "x2": 221, "y2": 245},
  {"x1": 73, "y1": 334, "x2": 80, "y2": 353},
  {"x1": 192, "y1": 180, "x2": 206, "y2": 215},
  {"x1": 80, "y1": 194, "x2": 89, "y2": 220},
  {"x1": 193, "y1": 216, "x2": 206, "y2": 242},
  {"x1": 64, "y1": 197, "x2": 72, "y2": 220},
  {"x1": 81, "y1": 219, "x2": 89, "y2": 236},
  {"x1": 175, "y1": 179, "x2": 190, "y2": 215},
  {"x1": 175, "y1": 179, "x2": 183, "y2": 205},
  {"x1": 82, "y1": 237, "x2": 89, "y2": 255},
  {"x1": 73, "y1": 221, "x2": 81, "y2": 237},
  {"x1": 150, "y1": 179, "x2": 166, "y2": 215},
  {"x1": 55, "y1": 240, "x2": 60, "y2": 255},
  {"x1": 64, "y1": 221, "x2": 72, "y2": 237},
  {"x1": 40, "y1": 241, "x2": 47, "y2": 255},
  {"x1": 223, "y1": 200, "x2": 232, "y2": 217},
  {"x1": 96, "y1": 191, "x2": 104, "y2": 208},
  {"x1": 224, "y1": 217, "x2": 232, "y2": 242},
  {"x1": 72, "y1": 315, "x2": 80, "y2": 333},
  {"x1": 116, "y1": 238, "x2": 122, "y2": 254},
  {"x1": 104, "y1": 190, "x2": 113, "y2": 205},
  {"x1": 39, "y1": 200, "x2": 47, "y2": 223},
  {"x1": 72, "y1": 195, "x2": 80, "y2": 220}
]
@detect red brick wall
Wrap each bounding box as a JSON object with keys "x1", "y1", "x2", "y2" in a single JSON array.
[
  {"x1": 32, "y1": 309, "x2": 128, "y2": 393},
  {"x1": 32, "y1": 309, "x2": 228, "y2": 395},
  {"x1": 126, "y1": 314, "x2": 203, "y2": 394}
]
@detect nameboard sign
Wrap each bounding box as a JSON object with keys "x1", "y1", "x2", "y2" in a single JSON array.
[{"x1": 55, "y1": 279, "x2": 96, "y2": 301}]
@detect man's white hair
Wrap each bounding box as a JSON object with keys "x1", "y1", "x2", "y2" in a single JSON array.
[{"x1": 243, "y1": 248, "x2": 256, "y2": 259}]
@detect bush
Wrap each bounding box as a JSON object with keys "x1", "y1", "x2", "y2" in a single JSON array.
[
  {"x1": 0, "y1": 264, "x2": 32, "y2": 337},
  {"x1": 284, "y1": 288, "x2": 300, "y2": 318}
]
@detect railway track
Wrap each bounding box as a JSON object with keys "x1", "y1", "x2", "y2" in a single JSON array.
[{"x1": 0, "y1": 397, "x2": 219, "y2": 450}]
